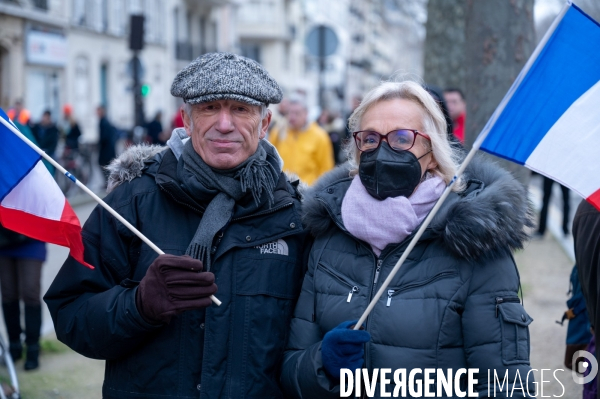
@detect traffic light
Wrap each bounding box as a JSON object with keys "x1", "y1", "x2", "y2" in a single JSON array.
[
  {"x1": 130, "y1": 15, "x2": 145, "y2": 51},
  {"x1": 141, "y1": 84, "x2": 150, "y2": 97}
]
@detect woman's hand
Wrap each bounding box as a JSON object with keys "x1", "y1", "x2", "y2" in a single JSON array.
[{"x1": 321, "y1": 320, "x2": 371, "y2": 379}]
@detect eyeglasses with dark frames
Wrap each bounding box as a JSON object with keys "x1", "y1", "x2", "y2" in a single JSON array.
[{"x1": 352, "y1": 129, "x2": 431, "y2": 153}]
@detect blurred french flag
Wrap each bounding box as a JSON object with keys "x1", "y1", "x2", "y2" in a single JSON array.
[
  {"x1": 478, "y1": 2, "x2": 600, "y2": 210},
  {"x1": 0, "y1": 108, "x2": 92, "y2": 269}
]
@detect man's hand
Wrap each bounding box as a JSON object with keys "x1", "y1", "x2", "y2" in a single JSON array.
[{"x1": 136, "y1": 254, "x2": 218, "y2": 324}]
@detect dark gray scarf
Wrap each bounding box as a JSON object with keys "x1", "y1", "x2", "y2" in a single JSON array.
[{"x1": 179, "y1": 140, "x2": 280, "y2": 270}]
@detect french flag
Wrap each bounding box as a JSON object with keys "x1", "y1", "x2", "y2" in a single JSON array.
[
  {"x1": 0, "y1": 108, "x2": 92, "y2": 269},
  {"x1": 478, "y1": 3, "x2": 600, "y2": 210}
]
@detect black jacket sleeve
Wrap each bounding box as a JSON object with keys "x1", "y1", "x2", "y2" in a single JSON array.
[
  {"x1": 44, "y1": 197, "x2": 161, "y2": 360},
  {"x1": 280, "y1": 261, "x2": 342, "y2": 399},
  {"x1": 461, "y1": 255, "x2": 535, "y2": 398}
]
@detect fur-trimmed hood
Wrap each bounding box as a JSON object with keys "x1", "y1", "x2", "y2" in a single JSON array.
[
  {"x1": 105, "y1": 144, "x2": 164, "y2": 193},
  {"x1": 302, "y1": 157, "x2": 534, "y2": 261}
]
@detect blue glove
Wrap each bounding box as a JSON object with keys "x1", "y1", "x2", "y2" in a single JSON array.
[{"x1": 321, "y1": 320, "x2": 371, "y2": 378}]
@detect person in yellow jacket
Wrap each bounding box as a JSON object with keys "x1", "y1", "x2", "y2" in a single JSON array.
[{"x1": 269, "y1": 99, "x2": 334, "y2": 185}]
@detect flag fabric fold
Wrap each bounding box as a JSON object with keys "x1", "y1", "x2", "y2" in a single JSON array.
[
  {"x1": 479, "y1": 3, "x2": 600, "y2": 210},
  {"x1": 0, "y1": 108, "x2": 92, "y2": 269}
]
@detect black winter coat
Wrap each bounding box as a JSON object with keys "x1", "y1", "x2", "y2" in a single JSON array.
[
  {"x1": 44, "y1": 145, "x2": 310, "y2": 399},
  {"x1": 32, "y1": 122, "x2": 59, "y2": 155},
  {"x1": 281, "y1": 158, "x2": 536, "y2": 398}
]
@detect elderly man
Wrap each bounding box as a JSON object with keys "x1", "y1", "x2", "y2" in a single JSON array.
[
  {"x1": 45, "y1": 53, "x2": 309, "y2": 399},
  {"x1": 269, "y1": 97, "x2": 334, "y2": 185}
]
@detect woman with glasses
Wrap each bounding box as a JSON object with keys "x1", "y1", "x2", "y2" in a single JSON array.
[{"x1": 281, "y1": 80, "x2": 535, "y2": 398}]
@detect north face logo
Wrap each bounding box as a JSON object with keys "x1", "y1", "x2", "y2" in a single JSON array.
[{"x1": 255, "y1": 239, "x2": 288, "y2": 255}]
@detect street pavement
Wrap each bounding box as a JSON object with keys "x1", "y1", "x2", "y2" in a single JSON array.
[{"x1": 0, "y1": 179, "x2": 590, "y2": 398}]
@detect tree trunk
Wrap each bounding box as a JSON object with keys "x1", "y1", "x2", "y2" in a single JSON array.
[
  {"x1": 423, "y1": 0, "x2": 466, "y2": 90},
  {"x1": 464, "y1": 0, "x2": 535, "y2": 185}
]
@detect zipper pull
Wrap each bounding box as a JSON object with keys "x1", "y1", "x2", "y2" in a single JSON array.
[
  {"x1": 386, "y1": 290, "x2": 394, "y2": 307},
  {"x1": 495, "y1": 297, "x2": 503, "y2": 317},
  {"x1": 347, "y1": 286, "x2": 359, "y2": 303},
  {"x1": 374, "y1": 260, "x2": 383, "y2": 284}
]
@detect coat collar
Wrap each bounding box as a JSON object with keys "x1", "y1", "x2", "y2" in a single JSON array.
[
  {"x1": 105, "y1": 144, "x2": 300, "y2": 216},
  {"x1": 302, "y1": 157, "x2": 534, "y2": 261}
]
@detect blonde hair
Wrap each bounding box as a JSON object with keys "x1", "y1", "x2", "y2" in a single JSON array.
[{"x1": 345, "y1": 80, "x2": 463, "y2": 191}]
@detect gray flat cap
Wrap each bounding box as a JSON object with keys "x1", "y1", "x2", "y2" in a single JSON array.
[{"x1": 170, "y1": 52, "x2": 283, "y2": 106}]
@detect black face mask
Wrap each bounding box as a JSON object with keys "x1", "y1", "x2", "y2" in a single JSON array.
[{"x1": 359, "y1": 142, "x2": 431, "y2": 200}]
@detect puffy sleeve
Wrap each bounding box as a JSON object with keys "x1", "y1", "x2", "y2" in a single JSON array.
[
  {"x1": 280, "y1": 257, "x2": 342, "y2": 399},
  {"x1": 44, "y1": 188, "x2": 161, "y2": 360}
]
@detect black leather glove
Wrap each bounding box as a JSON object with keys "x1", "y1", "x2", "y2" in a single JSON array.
[{"x1": 136, "y1": 254, "x2": 218, "y2": 324}]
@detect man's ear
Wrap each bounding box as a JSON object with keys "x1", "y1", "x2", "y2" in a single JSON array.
[
  {"x1": 259, "y1": 109, "x2": 272, "y2": 139},
  {"x1": 181, "y1": 107, "x2": 192, "y2": 137}
]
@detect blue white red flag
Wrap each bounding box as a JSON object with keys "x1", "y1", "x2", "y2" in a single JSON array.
[
  {"x1": 0, "y1": 108, "x2": 92, "y2": 268},
  {"x1": 478, "y1": 3, "x2": 600, "y2": 210}
]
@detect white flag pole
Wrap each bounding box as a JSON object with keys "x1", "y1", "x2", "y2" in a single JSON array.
[
  {"x1": 353, "y1": 2, "x2": 572, "y2": 330},
  {"x1": 0, "y1": 116, "x2": 222, "y2": 306}
]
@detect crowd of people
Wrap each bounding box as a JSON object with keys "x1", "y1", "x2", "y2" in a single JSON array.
[{"x1": 1, "y1": 51, "x2": 597, "y2": 398}]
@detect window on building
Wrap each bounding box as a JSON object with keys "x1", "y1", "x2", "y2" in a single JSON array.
[
  {"x1": 239, "y1": 0, "x2": 275, "y2": 24},
  {"x1": 199, "y1": 16, "x2": 206, "y2": 53},
  {"x1": 173, "y1": 7, "x2": 180, "y2": 40},
  {"x1": 284, "y1": 43, "x2": 290, "y2": 70},
  {"x1": 111, "y1": 0, "x2": 125, "y2": 36},
  {"x1": 102, "y1": 0, "x2": 109, "y2": 32},
  {"x1": 74, "y1": 56, "x2": 91, "y2": 129},
  {"x1": 209, "y1": 21, "x2": 217, "y2": 52},
  {"x1": 173, "y1": 7, "x2": 179, "y2": 57},
  {"x1": 145, "y1": 0, "x2": 163, "y2": 44},
  {"x1": 128, "y1": 0, "x2": 141, "y2": 14},
  {"x1": 31, "y1": 0, "x2": 48, "y2": 10},
  {"x1": 240, "y1": 43, "x2": 261, "y2": 63},
  {"x1": 91, "y1": 0, "x2": 105, "y2": 32},
  {"x1": 72, "y1": 0, "x2": 86, "y2": 25},
  {"x1": 174, "y1": 7, "x2": 191, "y2": 60},
  {"x1": 186, "y1": 14, "x2": 192, "y2": 41},
  {"x1": 143, "y1": 0, "x2": 154, "y2": 43}
]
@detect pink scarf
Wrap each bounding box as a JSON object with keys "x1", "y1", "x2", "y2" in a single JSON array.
[{"x1": 341, "y1": 174, "x2": 445, "y2": 255}]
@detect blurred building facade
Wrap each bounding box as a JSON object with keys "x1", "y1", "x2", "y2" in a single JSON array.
[
  {"x1": 0, "y1": 0, "x2": 238, "y2": 140},
  {"x1": 237, "y1": 0, "x2": 316, "y2": 109},
  {"x1": 67, "y1": 0, "x2": 168, "y2": 139},
  {"x1": 0, "y1": 0, "x2": 424, "y2": 141},
  {"x1": 323, "y1": 0, "x2": 425, "y2": 114},
  {"x1": 0, "y1": 0, "x2": 68, "y2": 124},
  {"x1": 67, "y1": 0, "x2": 238, "y2": 140}
]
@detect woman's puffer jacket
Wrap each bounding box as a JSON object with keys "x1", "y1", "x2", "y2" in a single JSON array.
[{"x1": 281, "y1": 157, "x2": 536, "y2": 398}]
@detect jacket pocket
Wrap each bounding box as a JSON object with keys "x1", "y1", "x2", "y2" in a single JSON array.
[
  {"x1": 385, "y1": 271, "x2": 457, "y2": 307},
  {"x1": 316, "y1": 263, "x2": 361, "y2": 303},
  {"x1": 236, "y1": 253, "x2": 299, "y2": 299},
  {"x1": 231, "y1": 251, "x2": 301, "y2": 397},
  {"x1": 496, "y1": 297, "x2": 533, "y2": 365}
]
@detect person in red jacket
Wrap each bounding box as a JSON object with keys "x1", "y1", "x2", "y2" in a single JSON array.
[{"x1": 444, "y1": 88, "x2": 466, "y2": 143}]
